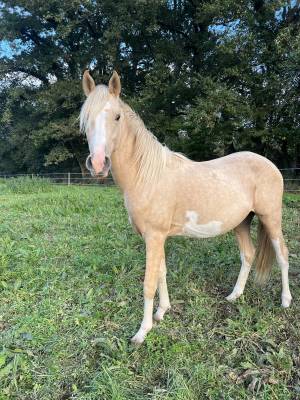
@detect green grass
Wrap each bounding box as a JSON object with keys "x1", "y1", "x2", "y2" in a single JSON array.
[
  {"x1": 0, "y1": 181, "x2": 299, "y2": 399},
  {"x1": 0, "y1": 176, "x2": 54, "y2": 195}
]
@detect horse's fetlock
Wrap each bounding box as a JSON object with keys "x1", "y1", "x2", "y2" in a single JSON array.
[{"x1": 144, "y1": 287, "x2": 156, "y2": 299}]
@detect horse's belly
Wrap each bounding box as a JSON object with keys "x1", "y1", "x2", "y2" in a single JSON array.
[
  {"x1": 171, "y1": 206, "x2": 251, "y2": 238},
  {"x1": 180, "y1": 211, "x2": 223, "y2": 238}
]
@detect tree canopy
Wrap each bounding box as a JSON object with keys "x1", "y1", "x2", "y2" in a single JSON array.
[{"x1": 0, "y1": 0, "x2": 299, "y2": 173}]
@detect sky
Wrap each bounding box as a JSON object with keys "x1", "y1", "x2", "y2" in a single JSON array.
[
  {"x1": 0, "y1": 41, "x2": 12, "y2": 58},
  {"x1": 0, "y1": 39, "x2": 26, "y2": 58}
]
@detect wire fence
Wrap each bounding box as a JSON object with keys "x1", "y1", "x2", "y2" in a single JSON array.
[
  {"x1": 0, "y1": 169, "x2": 299, "y2": 191},
  {"x1": 280, "y1": 168, "x2": 300, "y2": 192},
  {"x1": 0, "y1": 172, "x2": 115, "y2": 186}
]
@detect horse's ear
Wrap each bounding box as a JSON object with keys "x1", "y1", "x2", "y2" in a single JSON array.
[
  {"x1": 82, "y1": 70, "x2": 95, "y2": 97},
  {"x1": 108, "y1": 71, "x2": 121, "y2": 97}
]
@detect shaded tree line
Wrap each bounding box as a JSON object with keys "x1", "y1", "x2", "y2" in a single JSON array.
[{"x1": 0, "y1": 0, "x2": 299, "y2": 174}]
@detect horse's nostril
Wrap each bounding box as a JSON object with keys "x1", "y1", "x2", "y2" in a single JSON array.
[
  {"x1": 86, "y1": 155, "x2": 93, "y2": 171},
  {"x1": 104, "y1": 156, "x2": 111, "y2": 170}
]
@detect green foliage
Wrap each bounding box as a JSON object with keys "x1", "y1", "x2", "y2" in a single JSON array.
[{"x1": 0, "y1": 185, "x2": 299, "y2": 399}]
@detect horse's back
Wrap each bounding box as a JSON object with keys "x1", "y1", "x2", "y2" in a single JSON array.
[
  {"x1": 190, "y1": 151, "x2": 283, "y2": 216},
  {"x1": 194, "y1": 151, "x2": 281, "y2": 179},
  {"x1": 185, "y1": 151, "x2": 283, "y2": 194}
]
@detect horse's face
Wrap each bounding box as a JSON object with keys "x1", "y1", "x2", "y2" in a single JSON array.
[{"x1": 81, "y1": 71, "x2": 122, "y2": 177}]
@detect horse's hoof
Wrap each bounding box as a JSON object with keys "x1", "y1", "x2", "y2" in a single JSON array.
[
  {"x1": 282, "y1": 296, "x2": 292, "y2": 308},
  {"x1": 131, "y1": 328, "x2": 148, "y2": 345},
  {"x1": 226, "y1": 292, "x2": 241, "y2": 302},
  {"x1": 153, "y1": 306, "x2": 170, "y2": 322},
  {"x1": 153, "y1": 311, "x2": 164, "y2": 322},
  {"x1": 131, "y1": 335, "x2": 144, "y2": 345}
]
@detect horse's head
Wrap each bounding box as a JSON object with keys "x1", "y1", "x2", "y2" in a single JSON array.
[{"x1": 80, "y1": 70, "x2": 123, "y2": 177}]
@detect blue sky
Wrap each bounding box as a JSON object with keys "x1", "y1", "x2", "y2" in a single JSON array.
[
  {"x1": 0, "y1": 39, "x2": 26, "y2": 58},
  {"x1": 0, "y1": 41, "x2": 13, "y2": 58}
]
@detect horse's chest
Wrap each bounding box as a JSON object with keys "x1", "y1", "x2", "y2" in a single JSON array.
[{"x1": 124, "y1": 195, "x2": 142, "y2": 235}]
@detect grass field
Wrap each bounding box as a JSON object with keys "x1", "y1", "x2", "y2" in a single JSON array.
[{"x1": 0, "y1": 179, "x2": 299, "y2": 399}]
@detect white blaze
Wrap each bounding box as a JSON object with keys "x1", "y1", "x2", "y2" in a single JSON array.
[{"x1": 88, "y1": 101, "x2": 111, "y2": 156}]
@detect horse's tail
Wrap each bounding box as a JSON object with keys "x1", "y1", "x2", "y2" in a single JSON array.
[{"x1": 255, "y1": 221, "x2": 275, "y2": 284}]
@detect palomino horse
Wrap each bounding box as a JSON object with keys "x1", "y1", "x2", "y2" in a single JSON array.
[{"x1": 80, "y1": 70, "x2": 292, "y2": 344}]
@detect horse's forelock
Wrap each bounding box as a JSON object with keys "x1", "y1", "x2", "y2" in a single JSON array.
[{"x1": 80, "y1": 85, "x2": 109, "y2": 133}]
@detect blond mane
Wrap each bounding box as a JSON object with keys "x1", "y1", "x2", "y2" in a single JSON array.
[
  {"x1": 122, "y1": 103, "x2": 187, "y2": 187},
  {"x1": 80, "y1": 84, "x2": 187, "y2": 187}
]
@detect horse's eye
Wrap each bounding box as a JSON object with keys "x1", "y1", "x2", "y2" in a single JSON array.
[{"x1": 115, "y1": 114, "x2": 120, "y2": 121}]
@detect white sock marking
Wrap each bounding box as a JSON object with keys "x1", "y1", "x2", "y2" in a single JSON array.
[
  {"x1": 226, "y1": 252, "x2": 251, "y2": 301},
  {"x1": 131, "y1": 298, "x2": 153, "y2": 344},
  {"x1": 271, "y1": 238, "x2": 292, "y2": 307}
]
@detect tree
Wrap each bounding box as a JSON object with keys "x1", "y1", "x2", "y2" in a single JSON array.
[{"x1": 0, "y1": 0, "x2": 299, "y2": 173}]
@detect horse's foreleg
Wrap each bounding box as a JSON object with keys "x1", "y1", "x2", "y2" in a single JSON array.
[
  {"x1": 226, "y1": 216, "x2": 255, "y2": 302},
  {"x1": 131, "y1": 233, "x2": 165, "y2": 345},
  {"x1": 153, "y1": 258, "x2": 170, "y2": 322}
]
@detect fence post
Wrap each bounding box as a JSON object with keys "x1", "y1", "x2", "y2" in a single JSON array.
[
  {"x1": 32, "y1": 173, "x2": 34, "y2": 179},
  {"x1": 68, "y1": 172, "x2": 71, "y2": 186}
]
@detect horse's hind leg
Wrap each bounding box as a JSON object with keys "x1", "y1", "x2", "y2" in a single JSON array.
[
  {"x1": 259, "y1": 214, "x2": 292, "y2": 307},
  {"x1": 226, "y1": 214, "x2": 255, "y2": 302}
]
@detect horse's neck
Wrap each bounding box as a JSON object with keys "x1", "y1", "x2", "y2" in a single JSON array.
[
  {"x1": 111, "y1": 111, "x2": 173, "y2": 197},
  {"x1": 110, "y1": 120, "x2": 139, "y2": 192}
]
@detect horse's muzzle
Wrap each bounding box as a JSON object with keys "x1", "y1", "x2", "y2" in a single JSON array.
[{"x1": 86, "y1": 154, "x2": 111, "y2": 177}]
